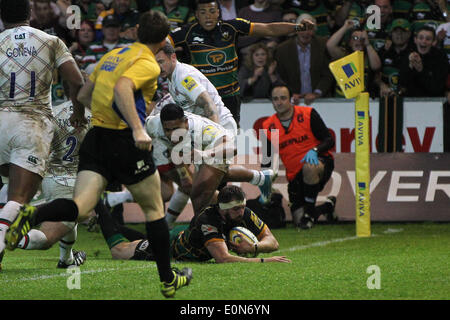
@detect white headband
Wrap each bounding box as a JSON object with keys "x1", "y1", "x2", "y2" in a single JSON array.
[{"x1": 218, "y1": 199, "x2": 246, "y2": 210}]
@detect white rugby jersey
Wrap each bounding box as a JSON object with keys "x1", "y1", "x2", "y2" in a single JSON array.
[
  {"x1": 45, "y1": 101, "x2": 91, "y2": 186},
  {"x1": 150, "y1": 93, "x2": 175, "y2": 116},
  {"x1": 145, "y1": 112, "x2": 234, "y2": 164},
  {"x1": 0, "y1": 26, "x2": 74, "y2": 117},
  {"x1": 168, "y1": 61, "x2": 234, "y2": 124}
]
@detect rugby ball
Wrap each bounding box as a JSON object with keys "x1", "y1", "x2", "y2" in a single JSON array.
[{"x1": 229, "y1": 227, "x2": 258, "y2": 245}]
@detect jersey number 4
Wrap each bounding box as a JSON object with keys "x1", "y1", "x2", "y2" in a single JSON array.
[{"x1": 9, "y1": 71, "x2": 36, "y2": 99}]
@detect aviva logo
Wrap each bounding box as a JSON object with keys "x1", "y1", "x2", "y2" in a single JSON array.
[
  {"x1": 329, "y1": 51, "x2": 364, "y2": 99},
  {"x1": 357, "y1": 182, "x2": 366, "y2": 217},
  {"x1": 342, "y1": 62, "x2": 357, "y2": 78},
  {"x1": 357, "y1": 111, "x2": 365, "y2": 119}
]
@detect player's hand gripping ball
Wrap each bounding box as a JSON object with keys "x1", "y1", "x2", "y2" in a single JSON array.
[{"x1": 229, "y1": 227, "x2": 258, "y2": 256}]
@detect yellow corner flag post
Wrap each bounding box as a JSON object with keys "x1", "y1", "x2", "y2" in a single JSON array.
[
  {"x1": 329, "y1": 51, "x2": 371, "y2": 237},
  {"x1": 355, "y1": 93, "x2": 371, "y2": 237}
]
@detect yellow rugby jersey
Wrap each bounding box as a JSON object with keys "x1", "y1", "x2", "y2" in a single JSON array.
[{"x1": 89, "y1": 42, "x2": 159, "y2": 130}]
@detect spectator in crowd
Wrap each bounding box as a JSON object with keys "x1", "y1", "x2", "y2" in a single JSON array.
[
  {"x1": 334, "y1": 0, "x2": 372, "y2": 27},
  {"x1": 326, "y1": 19, "x2": 382, "y2": 97},
  {"x1": 278, "y1": 8, "x2": 299, "y2": 43},
  {"x1": 238, "y1": 42, "x2": 281, "y2": 101},
  {"x1": 375, "y1": 18, "x2": 414, "y2": 97},
  {"x1": 399, "y1": 25, "x2": 449, "y2": 97},
  {"x1": 95, "y1": 0, "x2": 140, "y2": 40},
  {"x1": 82, "y1": 15, "x2": 132, "y2": 73},
  {"x1": 274, "y1": 14, "x2": 334, "y2": 105},
  {"x1": 364, "y1": 0, "x2": 395, "y2": 52},
  {"x1": 135, "y1": 0, "x2": 195, "y2": 12},
  {"x1": 392, "y1": 0, "x2": 413, "y2": 20},
  {"x1": 57, "y1": 0, "x2": 104, "y2": 24},
  {"x1": 69, "y1": 20, "x2": 96, "y2": 67},
  {"x1": 282, "y1": 8, "x2": 299, "y2": 24},
  {"x1": 237, "y1": 0, "x2": 283, "y2": 56},
  {"x1": 436, "y1": 21, "x2": 450, "y2": 63},
  {"x1": 153, "y1": 0, "x2": 195, "y2": 30},
  {"x1": 288, "y1": 0, "x2": 336, "y2": 37},
  {"x1": 409, "y1": 0, "x2": 449, "y2": 32},
  {"x1": 120, "y1": 21, "x2": 138, "y2": 42},
  {"x1": 30, "y1": 0, "x2": 72, "y2": 43},
  {"x1": 218, "y1": 0, "x2": 250, "y2": 20}
]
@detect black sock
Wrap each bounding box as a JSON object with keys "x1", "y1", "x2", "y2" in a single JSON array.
[
  {"x1": 145, "y1": 218, "x2": 173, "y2": 283},
  {"x1": 111, "y1": 203, "x2": 125, "y2": 225},
  {"x1": 117, "y1": 225, "x2": 146, "y2": 241},
  {"x1": 303, "y1": 183, "x2": 321, "y2": 217},
  {"x1": 95, "y1": 200, "x2": 120, "y2": 240},
  {"x1": 315, "y1": 201, "x2": 333, "y2": 219},
  {"x1": 33, "y1": 199, "x2": 78, "y2": 226}
]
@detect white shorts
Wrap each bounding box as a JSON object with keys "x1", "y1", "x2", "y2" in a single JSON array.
[
  {"x1": 152, "y1": 141, "x2": 171, "y2": 167},
  {"x1": 0, "y1": 111, "x2": 54, "y2": 177},
  {"x1": 41, "y1": 177, "x2": 74, "y2": 200},
  {"x1": 41, "y1": 177, "x2": 76, "y2": 229},
  {"x1": 221, "y1": 116, "x2": 238, "y2": 137}
]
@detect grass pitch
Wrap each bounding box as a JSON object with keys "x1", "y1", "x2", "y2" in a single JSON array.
[{"x1": 0, "y1": 222, "x2": 449, "y2": 300}]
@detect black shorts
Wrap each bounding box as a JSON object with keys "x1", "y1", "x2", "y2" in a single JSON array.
[
  {"x1": 78, "y1": 126, "x2": 156, "y2": 185},
  {"x1": 287, "y1": 156, "x2": 334, "y2": 211},
  {"x1": 222, "y1": 95, "x2": 241, "y2": 125}
]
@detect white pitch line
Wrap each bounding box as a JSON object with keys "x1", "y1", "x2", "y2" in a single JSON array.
[
  {"x1": 279, "y1": 228, "x2": 403, "y2": 253},
  {"x1": 279, "y1": 235, "x2": 360, "y2": 253},
  {"x1": 1, "y1": 264, "x2": 156, "y2": 283}
]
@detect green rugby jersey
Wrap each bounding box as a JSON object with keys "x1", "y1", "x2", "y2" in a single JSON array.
[
  {"x1": 169, "y1": 18, "x2": 252, "y2": 98},
  {"x1": 172, "y1": 205, "x2": 267, "y2": 262}
]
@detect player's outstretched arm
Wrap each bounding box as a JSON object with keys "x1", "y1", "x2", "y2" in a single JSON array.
[
  {"x1": 251, "y1": 19, "x2": 315, "y2": 38},
  {"x1": 207, "y1": 241, "x2": 290, "y2": 264}
]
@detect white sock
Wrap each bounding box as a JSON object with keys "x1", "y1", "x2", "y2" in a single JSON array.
[
  {"x1": 165, "y1": 212, "x2": 178, "y2": 225},
  {"x1": 249, "y1": 170, "x2": 265, "y2": 186},
  {"x1": 106, "y1": 190, "x2": 134, "y2": 207},
  {"x1": 0, "y1": 201, "x2": 23, "y2": 252},
  {"x1": 18, "y1": 229, "x2": 48, "y2": 249},
  {"x1": 0, "y1": 200, "x2": 22, "y2": 224},
  {"x1": 0, "y1": 183, "x2": 8, "y2": 204},
  {"x1": 167, "y1": 190, "x2": 189, "y2": 216},
  {"x1": 59, "y1": 224, "x2": 77, "y2": 263}
]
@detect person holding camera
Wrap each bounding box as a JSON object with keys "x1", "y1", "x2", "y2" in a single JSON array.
[
  {"x1": 326, "y1": 18, "x2": 382, "y2": 97},
  {"x1": 274, "y1": 14, "x2": 334, "y2": 105}
]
